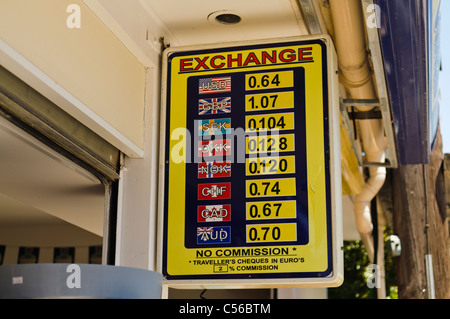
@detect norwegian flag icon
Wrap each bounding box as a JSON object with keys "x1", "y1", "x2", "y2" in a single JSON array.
[
  {"x1": 198, "y1": 161, "x2": 231, "y2": 179},
  {"x1": 196, "y1": 226, "x2": 231, "y2": 244},
  {"x1": 198, "y1": 97, "x2": 231, "y2": 115}
]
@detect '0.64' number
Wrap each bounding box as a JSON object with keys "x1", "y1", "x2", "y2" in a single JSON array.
[{"x1": 247, "y1": 74, "x2": 280, "y2": 89}]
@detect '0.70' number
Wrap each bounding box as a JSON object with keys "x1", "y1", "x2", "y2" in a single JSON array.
[{"x1": 246, "y1": 223, "x2": 297, "y2": 243}]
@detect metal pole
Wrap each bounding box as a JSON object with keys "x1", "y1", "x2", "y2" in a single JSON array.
[
  {"x1": 425, "y1": 254, "x2": 436, "y2": 299},
  {"x1": 423, "y1": 164, "x2": 435, "y2": 299}
]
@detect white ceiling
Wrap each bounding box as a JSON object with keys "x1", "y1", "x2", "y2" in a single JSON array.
[
  {"x1": 0, "y1": 193, "x2": 66, "y2": 227},
  {"x1": 84, "y1": 0, "x2": 313, "y2": 68},
  {"x1": 142, "y1": 0, "x2": 308, "y2": 45},
  {"x1": 0, "y1": 117, "x2": 105, "y2": 240}
]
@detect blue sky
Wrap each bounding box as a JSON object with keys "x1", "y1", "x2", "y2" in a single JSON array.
[{"x1": 440, "y1": 0, "x2": 450, "y2": 154}]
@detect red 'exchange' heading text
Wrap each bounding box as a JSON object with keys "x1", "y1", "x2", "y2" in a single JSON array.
[{"x1": 179, "y1": 48, "x2": 314, "y2": 72}]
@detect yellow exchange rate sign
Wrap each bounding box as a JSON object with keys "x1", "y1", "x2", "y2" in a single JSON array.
[{"x1": 158, "y1": 36, "x2": 343, "y2": 288}]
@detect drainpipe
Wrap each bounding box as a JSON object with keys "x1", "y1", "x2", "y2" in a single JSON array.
[{"x1": 329, "y1": 0, "x2": 387, "y2": 297}]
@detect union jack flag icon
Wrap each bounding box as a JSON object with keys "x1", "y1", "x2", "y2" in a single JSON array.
[
  {"x1": 197, "y1": 226, "x2": 231, "y2": 244},
  {"x1": 198, "y1": 97, "x2": 231, "y2": 115},
  {"x1": 197, "y1": 227, "x2": 213, "y2": 236},
  {"x1": 197, "y1": 227, "x2": 213, "y2": 242}
]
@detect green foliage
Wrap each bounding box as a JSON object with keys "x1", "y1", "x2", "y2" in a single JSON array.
[{"x1": 328, "y1": 227, "x2": 398, "y2": 299}]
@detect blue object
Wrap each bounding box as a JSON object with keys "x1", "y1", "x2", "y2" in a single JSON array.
[
  {"x1": 0, "y1": 264, "x2": 162, "y2": 299},
  {"x1": 375, "y1": 0, "x2": 441, "y2": 164}
]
